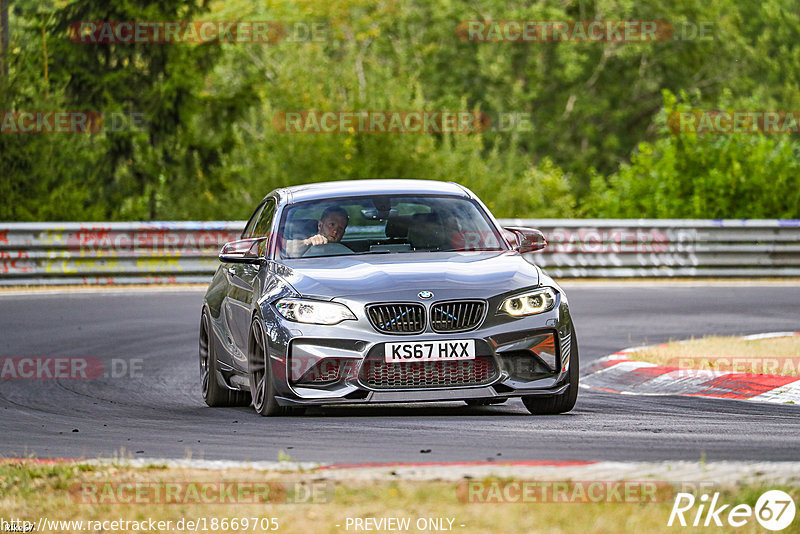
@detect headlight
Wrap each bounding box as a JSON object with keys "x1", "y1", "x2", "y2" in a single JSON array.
[
  {"x1": 275, "y1": 298, "x2": 356, "y2": 325},
  {"x1": 499, "y1": 288, "x2": 557, "y2": 317}
]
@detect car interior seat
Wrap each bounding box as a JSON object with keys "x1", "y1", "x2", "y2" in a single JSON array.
[
  {"x1": 384, "y1": 215, "x2": 413, "y2": 242},
  {"x1": 407, "y1": 212, "x2": 446, "y2": 250}
]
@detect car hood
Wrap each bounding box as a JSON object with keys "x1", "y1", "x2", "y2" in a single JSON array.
[{"x1": 277, "y1": 251, "x2": 540, "y2": 300}]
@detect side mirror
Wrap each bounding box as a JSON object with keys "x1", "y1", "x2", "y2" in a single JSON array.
[
  {"x1": 504, "y1": 227, "x2": 547, "y2": 253},
  {"x1": 219, "y1": 238, "x2": 267, "y2": 264}
]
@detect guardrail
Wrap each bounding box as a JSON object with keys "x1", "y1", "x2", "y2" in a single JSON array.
[
  {"x1": 504, "y1": 219, "x2": 800, "y2": 278},
  {"x1": 0, "y1": 219, "x2": 798, "y2": 285},
  {"x1": 0, "y1": 222, "x2": 242, "y2": 286}
]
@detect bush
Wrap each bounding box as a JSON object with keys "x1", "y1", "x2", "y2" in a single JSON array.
[{"x1": 584, "y1": 91, "x2": 800, "y2": 218}]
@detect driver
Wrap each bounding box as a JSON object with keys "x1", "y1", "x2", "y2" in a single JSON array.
[
  {"x1": 286, "y1": 206, "x2": 349, "y2": 257},
  {"x1": 306, "y1": 206, "x2": 349, "y2": 245}
]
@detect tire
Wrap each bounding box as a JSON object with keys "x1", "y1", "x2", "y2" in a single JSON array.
[
  {"x1": 522, "y1": 325, "x2": 580, "y2": 415},
  {"x1": 464, "y1": 398, "x2": 508, "y2": 406},
  {"x1": 199, "y1": 311, "x2": 250, "y2": 407},
  {"x1": 248, "y1": 318, "x2": 305, "y2": 417}
]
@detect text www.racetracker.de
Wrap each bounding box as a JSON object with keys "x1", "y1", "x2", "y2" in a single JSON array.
[{"x1": 0, "y1": 516, "x2": 280, "y2": 532}]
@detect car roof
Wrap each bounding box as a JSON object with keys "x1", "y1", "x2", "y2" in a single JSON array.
[{"x1": 270, "y1": 179, "x2": 472, "y2": 204}]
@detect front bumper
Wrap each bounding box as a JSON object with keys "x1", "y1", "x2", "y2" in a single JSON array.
[{"x1": 264, "y1": 293, "x2": 575, "y2": 407}]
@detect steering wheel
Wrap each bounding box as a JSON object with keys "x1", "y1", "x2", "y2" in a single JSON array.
[{"x1": 302, "y1": 242, "x2": 355, "y2": 257}]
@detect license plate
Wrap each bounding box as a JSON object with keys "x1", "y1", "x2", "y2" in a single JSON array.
[{"x1": 384, "y1": 340, "x2": 475, "y2": 363}]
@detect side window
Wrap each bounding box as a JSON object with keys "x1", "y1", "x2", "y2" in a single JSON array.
[
  {"x1": 252, "y1": 199, "x2": 276, "y2": 238},
  {"x1": 241, "y1": 203, "x2": 265, "y2": 239}
]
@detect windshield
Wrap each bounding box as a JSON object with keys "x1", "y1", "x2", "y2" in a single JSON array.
[{"x1": 276, "y1": 194, "x2": 508, "y2": 259}]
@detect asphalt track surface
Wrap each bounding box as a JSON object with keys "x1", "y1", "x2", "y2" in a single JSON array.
[{"x1": 0, "y1": 284, "x2": 798, "y2": 463}]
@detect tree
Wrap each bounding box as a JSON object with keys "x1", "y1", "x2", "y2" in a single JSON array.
[
  {"x1": 44, "y1": 0, "x2": 255, "y2": 219},
  {"x1": 584, "y1": 90, "x2": 800, "y2": 218}
]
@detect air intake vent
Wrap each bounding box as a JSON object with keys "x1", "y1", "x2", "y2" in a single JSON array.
[
  {"x1": 430, "y1": 300, "x2": 486, "y2": 332},
  {"x1": 359, "y1": 356, "x2": 497, "y2": 389},
  {"x1": 367, "y1": 303, "x2": 426, "y2": 334},
  {"x1": 294, "y1": 359, "x2": 344, "y2": 385}
]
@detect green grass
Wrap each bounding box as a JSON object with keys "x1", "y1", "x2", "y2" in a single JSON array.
[{"x1": 1, "y1": 461, "x2": 798, "y2": 533}]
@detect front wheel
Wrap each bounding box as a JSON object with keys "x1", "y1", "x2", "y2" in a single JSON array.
[
  {"x1": 248, "y1": 318, "x2": 305, "y2": 417},
  {"x1": 522, "y1": 325, "x2": 579, "y2": 415}
]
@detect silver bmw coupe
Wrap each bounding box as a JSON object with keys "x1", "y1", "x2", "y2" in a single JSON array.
[{"x1": 199, "y1": 179, "x2": 578, "y2": 416}]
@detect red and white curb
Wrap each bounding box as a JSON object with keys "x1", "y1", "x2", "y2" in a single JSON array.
[
  {"x1": 4, "y1": 457, "x2": 800, "y2": 484},
  {"x1": 582, "y1": 332, "x2": 800, "y2": 404}
]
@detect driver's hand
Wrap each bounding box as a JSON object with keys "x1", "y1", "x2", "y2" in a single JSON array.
[{"x1": 303, "y1": 234, "x2": 328, "y2": 246}]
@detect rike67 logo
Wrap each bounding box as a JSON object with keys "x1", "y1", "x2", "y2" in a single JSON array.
[{"x1": 668, "y1": 490, "x2": 796, "y2": 531}]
